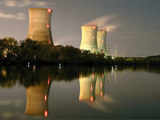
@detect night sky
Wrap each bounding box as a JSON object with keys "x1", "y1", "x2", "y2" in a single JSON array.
[{"x1": 0, "y1": 0, "x2": 160, "y2": 57}]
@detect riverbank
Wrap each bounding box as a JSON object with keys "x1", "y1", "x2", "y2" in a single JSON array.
[{"x1": 0, "y1": 38, "x2": 160, "y2": 66}]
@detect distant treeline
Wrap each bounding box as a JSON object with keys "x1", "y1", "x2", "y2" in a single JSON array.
[
  {"x1": 0, "y1": 38, "x2": 110, "y2": 66},
  {"x1": 0, "y1": 37, "x2": 160, "y2": 66}
]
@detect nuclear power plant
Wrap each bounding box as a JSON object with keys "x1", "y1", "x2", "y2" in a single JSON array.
[
  {"x1": 80, "y1": 25, "x2": 98, "y2": 53},
  {"x1": 80, "y1": 25, "x2": 108, "y2": 56},
  {"x1": 97, "y1": 30, "x2": 107, "y2": 55},
  {"x1": 27, "y1": 8, "x2": 53, "y2": 45}
]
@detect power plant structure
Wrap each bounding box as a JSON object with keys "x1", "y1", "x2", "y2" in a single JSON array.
[
  {"x1": 80, "y1": 25, "x2": 108, "y2": 56},
  {"x1": 97, "y1": 30, "x2": 107, "y2": 56},
  {"x1": 27, "y1": 8, "x2": 53, "y2": 45},
  {"x1": 80, "y1": 25, "x2": 98, "y2": 53}
]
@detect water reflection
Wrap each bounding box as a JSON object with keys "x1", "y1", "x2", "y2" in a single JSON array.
[
  {"x1": 79, "y1": 71, "x2": 114, "y2": 112},
  {"x1": 79, "y1": 73, "x2": 96, "y2": 102},
  {"x1": 1, "y1": 65, "x2": 160, "y2": 119},
  {"x1": 25, "y1": 76, "x2": 51, "y2": 118}
]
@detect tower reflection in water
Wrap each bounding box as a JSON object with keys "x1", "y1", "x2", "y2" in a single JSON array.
[
  {"x1": 79, "y1": 72, "x2": 105, "y2": 103},
  {"x1": 79, "y1": 71, "x2": 114, "y2": 112},
  {"x1": 25, "y1": 75, "x2": 51, "y2": 118},
  {"x1": 79, "y1": 73, "x2": 97, "y2": 102}
]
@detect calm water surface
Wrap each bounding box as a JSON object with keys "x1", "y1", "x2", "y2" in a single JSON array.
[{"x1": 0, "y1": 66, "x2": 160, "y2": 120}]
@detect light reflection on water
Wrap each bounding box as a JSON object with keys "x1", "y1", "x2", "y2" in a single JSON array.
[{"x1": 0, "y1": 66, "x2": 160, "y2": 119}]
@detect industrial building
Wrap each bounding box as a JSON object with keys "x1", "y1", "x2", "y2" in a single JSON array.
[
  {"x1": 27, "y1": 8, "x2": 53, "y2": 45},
  {"x1": 80, "y1": 25, "x2": 98, "y2": 53},
  {"x1": 97, "y1": 29, "x2": 107, "y2": 56}
]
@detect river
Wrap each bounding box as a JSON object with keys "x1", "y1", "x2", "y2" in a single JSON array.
[{"x1": 0, "y1": 66, "x2": 160, "y2": 120}]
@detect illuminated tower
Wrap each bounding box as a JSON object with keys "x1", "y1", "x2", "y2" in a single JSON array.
[
  {"x1": 79, "y1": 73, "x2": 96, "y2": 102},
  {"x1": 80, "y1": 25, "x2": 97, "y2": 53},
  {"x1": 97, "y1": 30, "x2": 107, "y2": 56},
  {"x1": 27, "y1": 8, "x2": 53, "y2": 45}
]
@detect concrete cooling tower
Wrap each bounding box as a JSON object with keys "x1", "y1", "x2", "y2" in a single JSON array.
[
  {"x1": 97, "y1": 30, "x2": 107, "y2": 56},
  {"x1": 80, "y1": 25, "x2": 97, "y2": 53},
  {"x1": 27, "y1": 8, "x2": 53, "y2": 45}
]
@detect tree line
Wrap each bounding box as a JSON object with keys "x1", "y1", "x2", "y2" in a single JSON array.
[
  {"x1": 0, "y1": 37, "x2": 159, "y2": 66},
  {"x1": 0, "y1": 37, "x2": 112, "y2": 66}
]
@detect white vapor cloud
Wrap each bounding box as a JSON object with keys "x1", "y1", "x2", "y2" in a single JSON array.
[
  {"x1": 2, "y1": 0, "x2": 55, "y2": 7},
  {"x1": 5, "y1": 0, "x2": 16, "y2": 7},
  {"x1": 85, "y1": 15, "x2": 120, "y2": 32},
  {"x1": 104, "y1": 24, "x2": 120, "y2": 32},
  {"x1": 0, "y1": 11, "x2": 25, "y2": 20},
  {"x1": 86, "y1": 15, "x2": 116, "y2": 27}
]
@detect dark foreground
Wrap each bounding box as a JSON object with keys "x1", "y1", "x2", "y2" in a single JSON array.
[{"x1": 0, "y1": 66, "x2": 160, "y2": 119}]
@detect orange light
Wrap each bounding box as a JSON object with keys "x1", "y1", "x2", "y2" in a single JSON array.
[
  {"x1": 44, "y1": 95, "x2": 47, "y2": 101},
  {"x1": 100, "y1": 81, "x2": 103, "y2": 89},
  {"x1": 48, "y1": 76, "x2": 51, "y2": 85},
  {"x1": 46, "y1": 24, "x2": 50, "y2": 28},
  {"x1": 90, "y1": 96, "x2": 94, "y2": 102},
  {"x1": 100, "y1": 91, "x2": 103, "y2": 97},
  {"x1": 44, "y1": 110, "x2": 48, "y2": 118},
  {"x1": 48, "y1": 39, "x2": 51, "y2": 45},
  {"x1": 90, "y1": 84, "x2": 93, "y2": 92},
  {"x1": 48, "y1": 8, "x2": 52, "y2": 13}
]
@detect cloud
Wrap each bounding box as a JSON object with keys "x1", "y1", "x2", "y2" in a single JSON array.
[
  {"x1": 0, "y1": 11, "x2": 25, "y2": 20},
  {"x1": 2, "y1": 0, "x2": 55, "y2": 7},
  {"x1": 5, "y1": 0, "x2": 16, "y2": 7},
  {"x1": 85, "y1": 15, "x2": 120, "y2": 32},
  {"x1": 86, "y1": 15, "x2": 116, "y2": 27},
  {"x1": 104, "y1": 24, "x2": 120, "y2": 32}
]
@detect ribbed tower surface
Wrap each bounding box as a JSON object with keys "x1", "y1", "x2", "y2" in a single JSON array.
[
  {"x1": 97, "y1": 30, "x2": 107, "y2": 55},
  {"x1": 80, "y1": 25, "x2": 97, "y2": 53},
  {"x1": 27, "y1": 8, "x2": 53, "y2": 45}
]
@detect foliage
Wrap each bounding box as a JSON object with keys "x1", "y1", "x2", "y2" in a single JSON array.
[{"x1": 0, "y1": 38, "x2": 160, "y2": 66}]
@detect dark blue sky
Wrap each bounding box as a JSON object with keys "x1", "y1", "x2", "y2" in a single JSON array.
[{"x1": 0, "y1": 0, "x2": 160, "y2": 56}]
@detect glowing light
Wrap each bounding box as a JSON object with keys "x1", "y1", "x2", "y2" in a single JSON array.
[
  {"x1": 92, "y1": 26, "x2": 96, "y2": 29},
  {"x1": 44, "y1": 110, "x2": 48, "y2": 118},
  {"x1": 46, "y1": 24, "x2": 50, "y2": 28},
  {"x1": 100, "y1": 91, "x2": 103, "y2": 97},
  {"x1": 48, "y1": 76, "x2": 51, "y2": 85},
  {"x1": 44, "y1": 95, "x2": 47, "y2": 101},
  {"x1": 112, "y1": 56, "x2": 115, "y2": 60},
  {"x1": 48, "y1": 8, "x2": 52, "y2": 13},
  {"x1": 100, "y1": 81, "x2": 103, "y2": 89},
  {"x1": 48, "y1": 39, "x2": 51, "y2": 44},
  {"x1": 1, "y1": 69, "x2": 7, "y2": 77},
  {"x1": 90, "y1": 84, "x2": 93, "y2": 92},
  {"x1": 90, "y1": 96, "x2": 94, "y2": 102}
]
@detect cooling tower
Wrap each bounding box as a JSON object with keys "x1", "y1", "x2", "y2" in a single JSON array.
[
  {"x1": 25, "y1": 81, "x2": 49, "y2": 116},
  {"x1": 97, "y1": 30, "x2": 107, "y2": 55},
  {"x1": 79, "y1": 73, "x2": 96, "y2": 102},
  {"x1": 80, "y1": 25, "x2": 97, "y2": 53},
  {"x1": 27, "y1": 8, "x2": 53, "y2": 45}
]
